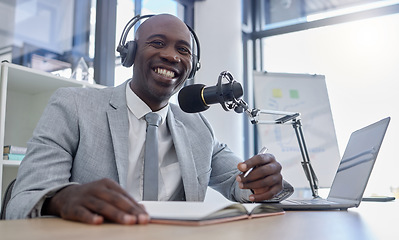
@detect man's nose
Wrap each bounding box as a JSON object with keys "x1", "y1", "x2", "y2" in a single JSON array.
[{"x1": 160, "y1": 47, "x2": 181, "y2": 63}]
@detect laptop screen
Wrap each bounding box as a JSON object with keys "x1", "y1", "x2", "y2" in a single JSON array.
[{"x1": 328, "y1": 117, "x2": 390, "y2": 201}]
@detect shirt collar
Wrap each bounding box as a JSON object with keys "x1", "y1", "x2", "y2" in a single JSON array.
[{"x1": 125, "y1": 82, "x2": 168, "y2": 124}]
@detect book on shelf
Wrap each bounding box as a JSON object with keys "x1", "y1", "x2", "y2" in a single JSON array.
[
  {"x1": 3, "y1": 145, "x2": 27, "y2": 155},
  {"x1": 140, "y1": 200, "x2": 285, "y2": 226},
  {"x1": 3, "y1": 153, "x2": 25, "y2": 161}
]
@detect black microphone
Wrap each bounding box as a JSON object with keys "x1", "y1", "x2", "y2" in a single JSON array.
[{"x1": 178, "y1": 81, "x2": 243, "y2": 113}]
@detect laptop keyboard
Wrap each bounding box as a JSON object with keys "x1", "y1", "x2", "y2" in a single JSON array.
[{"x1": 285, "y1": 198, "x2": 338, "y2": 205}]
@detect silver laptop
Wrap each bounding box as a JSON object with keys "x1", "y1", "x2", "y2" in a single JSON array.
[{"x1": 272, "y1": 117, "x2": 390, "y2": 210}]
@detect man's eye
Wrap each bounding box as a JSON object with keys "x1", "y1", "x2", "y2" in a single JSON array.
[
  {"x1": 148, "y1": 41, "x2": 164, "y2": 47},
  {"x1": 178, "y1": 47, "x2": 191, "y2": 55}
]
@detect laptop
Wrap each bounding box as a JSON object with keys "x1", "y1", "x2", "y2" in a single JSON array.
[{"x1": 271, "y1": 117, "x2": 390, "y2": 210}]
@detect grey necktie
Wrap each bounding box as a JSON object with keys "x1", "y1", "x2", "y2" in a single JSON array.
[{"x1": 143, "y1": 112, "x2": 162, "y2": 201}]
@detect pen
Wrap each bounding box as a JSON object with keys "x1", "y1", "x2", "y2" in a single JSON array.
[{"x1": 243, "y1": 146, "x2": 268, "y2": 178}]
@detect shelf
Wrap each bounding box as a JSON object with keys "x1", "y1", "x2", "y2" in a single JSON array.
[
  {"x1": 3, "y1": 62, "x2": 104, "y2": 94},
  {"x1": 1, "y1": 63, "x2": 105, "y2": 148},
  {"x1": 0, "y1": 62, "x2": 105, "y2": 207},
  {"x1": 1, "y1": 160, "x2": 21, "y2": 167}
]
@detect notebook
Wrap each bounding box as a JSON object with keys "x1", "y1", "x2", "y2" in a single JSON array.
[{"x1": 270, "y1": 117, "x2": 390, "y2": 210}]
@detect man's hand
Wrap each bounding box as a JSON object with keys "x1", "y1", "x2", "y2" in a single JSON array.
[
  {"x1": 236, "y1": 153, "x2": 283, "y2": 202},
  {"x1": 42, "y1": 178, "x2": 150, "y2": 225}
]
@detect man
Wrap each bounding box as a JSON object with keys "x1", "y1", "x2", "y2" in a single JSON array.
[{"x1": 6, "y1": 14, "x2": 288, "y2": 225}]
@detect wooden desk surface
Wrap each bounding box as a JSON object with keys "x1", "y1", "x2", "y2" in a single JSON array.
[{"x1": 1, "y1": 201, "x2": 397, "y2": 240}]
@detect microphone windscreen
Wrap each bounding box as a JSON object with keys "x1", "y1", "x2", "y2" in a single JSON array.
[{"x1": 178, "y1": 84, "x2": 210, "y2": 113}]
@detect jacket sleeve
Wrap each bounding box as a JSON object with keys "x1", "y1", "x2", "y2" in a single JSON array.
[{"x1": 6, "y1": 88, "x2": 80, "y2": 219}]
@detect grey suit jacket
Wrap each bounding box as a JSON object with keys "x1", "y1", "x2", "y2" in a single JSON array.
[{"x1": 6, "y1": 81, "x2": 251, "y2": 219}]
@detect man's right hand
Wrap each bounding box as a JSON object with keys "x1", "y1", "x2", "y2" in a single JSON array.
[{"x1": 41, "y1": 178, "x2": 150, "y2": 225}]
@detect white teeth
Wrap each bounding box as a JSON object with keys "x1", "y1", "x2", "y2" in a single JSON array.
[{"x1": 155, "y1": 68, "x2": 175, "y2": 78}]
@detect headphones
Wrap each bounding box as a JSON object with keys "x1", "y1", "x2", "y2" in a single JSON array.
[{"x1": 116, "y1": 14, "x2": 201, "y2": 81}]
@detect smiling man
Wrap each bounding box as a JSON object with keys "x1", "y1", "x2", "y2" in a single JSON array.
[
  {"x1": 6, "y1": 14, "x2": 290, "y2": 225},
  {"x1": 130, "y1": 15, "x2": 193, "y2": 111}
]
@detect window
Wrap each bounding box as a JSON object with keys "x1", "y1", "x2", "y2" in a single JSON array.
[
  {"x1": 246, "y1": 0, "x2": 399, "y2": 194},
  {"x1": 262, "y1": 14, "x2": 399, "y2": 194},
  {"x1": 261, "y1": 0, "x2": 393, "y2": 30},
  {"x1": 0, "y1": 0, "x2": 96, "y2": 82}
]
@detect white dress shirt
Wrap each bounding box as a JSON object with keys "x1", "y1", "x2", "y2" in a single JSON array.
[{"x1": 125, "y1": 83, "x2": 182, "y2": 201}]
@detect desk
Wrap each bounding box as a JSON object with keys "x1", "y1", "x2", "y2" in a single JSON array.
[{"x1": 1, "y1": 201, "x2": 397, "y2": 240}]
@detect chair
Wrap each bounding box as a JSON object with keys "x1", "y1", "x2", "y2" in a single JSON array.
[{"x1": 0, "y1": 178, "x2": 16, "y2": 220}]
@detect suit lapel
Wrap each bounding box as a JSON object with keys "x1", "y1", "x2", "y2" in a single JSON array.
[
  {"x1": 107, "y1": 82, "x2": 130, "y2": 188},
  {"x1": 167, "y1": 108, "x2": 200, "y2": 201}
]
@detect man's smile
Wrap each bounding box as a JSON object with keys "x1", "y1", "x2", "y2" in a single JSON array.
[{"x1": 154, "y1": 67, "x2": 177, "y2": 79}]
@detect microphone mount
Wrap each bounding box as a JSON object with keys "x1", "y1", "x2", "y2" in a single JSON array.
[
  {"x1": 216, "y1": 71, "x2": 246, "y2": 113},
  {"x1": 223, "y1": 71, "x2": 319, "y2": 198}
]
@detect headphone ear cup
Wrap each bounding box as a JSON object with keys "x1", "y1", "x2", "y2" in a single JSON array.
[
  {"x1": 188, "y1": 54, "x2": 199, "y2": 80},
  {"x1": 121, "y1": 41, "x2": 137, "y2": 67}
]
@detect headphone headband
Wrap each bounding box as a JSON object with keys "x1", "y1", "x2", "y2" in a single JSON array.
[{"x1": 116, "y1": 14, "x2": 201, "y2": 81}]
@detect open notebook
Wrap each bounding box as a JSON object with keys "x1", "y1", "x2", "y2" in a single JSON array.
[
  {"x1": 140, "y1": 201, "x2": 284, "y2": 226},
  {"x1": 270, "y1": 117, "x2": 390, "y2": 210}
]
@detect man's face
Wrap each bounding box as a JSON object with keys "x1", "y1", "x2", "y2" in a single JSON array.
[{"x1": 131, "y1": 15, "x2": 193, "y2": 110}]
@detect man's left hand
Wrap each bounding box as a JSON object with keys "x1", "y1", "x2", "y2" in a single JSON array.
[{"x1": 236, "y1": 153, "x2": 283, "y2": 202}]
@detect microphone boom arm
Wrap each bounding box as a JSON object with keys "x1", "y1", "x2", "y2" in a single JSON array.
[
  {"x1": 208, "y1": 71, "x2": 319, "y2": 198},
  {"x1": 235, "y1": 98, "x2": 320, "y2": 198}
]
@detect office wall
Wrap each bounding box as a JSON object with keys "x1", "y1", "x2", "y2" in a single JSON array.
[{"x1": 194, "y1": 0, "x2": 245, "y2": 158}]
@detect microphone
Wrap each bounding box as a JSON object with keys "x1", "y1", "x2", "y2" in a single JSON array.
[{"x1": 178, "y1": 79, "x2": 243, "y2": 113}]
